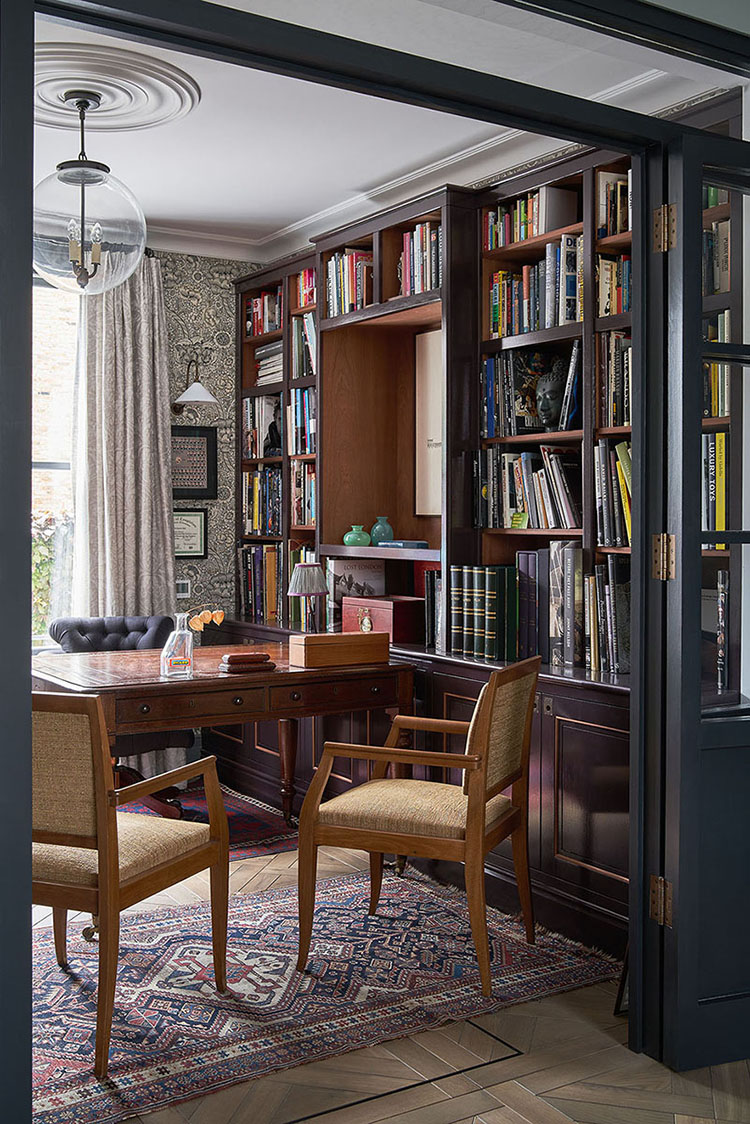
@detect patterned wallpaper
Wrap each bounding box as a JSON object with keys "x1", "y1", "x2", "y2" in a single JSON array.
[{"x1": 157, "y1": 251, "x2": 258, "y2": 613}]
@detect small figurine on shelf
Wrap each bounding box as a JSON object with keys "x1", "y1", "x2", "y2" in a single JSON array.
[{"x1": 160, "y1": 605, "x2": 224, "y2": 680}]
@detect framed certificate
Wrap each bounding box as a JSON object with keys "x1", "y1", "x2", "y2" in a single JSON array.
[{"x1": 173, "y1": 508, "x2": 208, "y2": 559}]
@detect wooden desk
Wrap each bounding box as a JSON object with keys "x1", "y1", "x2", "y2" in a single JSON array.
[{"x1": 31, "y1": 643, "x2": 414, "y2": 823}]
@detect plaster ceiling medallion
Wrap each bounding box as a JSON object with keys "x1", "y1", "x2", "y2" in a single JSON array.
[{"x1": 34, "y1": 44, "x2": 201, "y2": 131}]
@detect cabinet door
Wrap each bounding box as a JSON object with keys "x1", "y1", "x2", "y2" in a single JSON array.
[{"x1": 539, "y1": 689, "x2": 629, "y2": 908}]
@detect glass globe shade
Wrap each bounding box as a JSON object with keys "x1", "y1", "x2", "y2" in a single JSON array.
[{"x1": 33, "y1": 163, "x2": 147, "y2": 295}]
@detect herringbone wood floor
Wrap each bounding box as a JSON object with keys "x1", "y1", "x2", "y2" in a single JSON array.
[{"x1": 33, "y1": 848, "x2": 750, "y2": 1124}]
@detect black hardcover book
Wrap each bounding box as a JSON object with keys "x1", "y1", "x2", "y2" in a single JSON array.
[
  {"x1": 484, "y1": 567, "x2": 500, "y2": 662},
  {"x1": 450, "y1": 565, "x2": 463, "y2": 656},
  {"x1": 562, "y1": 544, "x2": 583, "y2": 667},
  {"x1": 548, "y1": 540, "x2": 571, "y2": 667},
  {"x1": 717, "y1": 569, "x2": 729, "y2": 691},
  {"x1": 607, "y1": 555, "x2": 631, "y2": 673},
  {"x1": 503, "y1": 565, "x2": 518, "y2": 662},
  {"x1": 516, "y1": 552, "x2": 529, "y2": 660},
  {"x1": 473, "y1": 566, "x2": 487, "y2": 660},
  {"x1": 599, "y1": 442, "x2": 614, "y2": 547},
  {"x1": 537, "y1": 548, "x2": 550, "y2": 664},
  {"x1": 424, "y1": 569, "x2": 435, "y2": 649},
  {"x1": 462, "y1": 565, "x2": 475, "y2": 659},
  {"x1": 528, "y1": 550, "x2": 538, "y2": 656},
  {"x1": 594, "y1": 563, "x2": 610, "y2": 673}
]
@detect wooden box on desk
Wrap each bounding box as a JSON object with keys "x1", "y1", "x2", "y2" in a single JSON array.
[
  {"x1": 342, "y1": 595, "x2": 425, "y2": 644},
  {"x1": 288, "y1": 630, "x2": 390, "y2": 668}
]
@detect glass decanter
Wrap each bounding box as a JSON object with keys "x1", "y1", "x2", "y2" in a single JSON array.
[{"x1": 160, "y1": 612, "x2": 194, "y2": 679}]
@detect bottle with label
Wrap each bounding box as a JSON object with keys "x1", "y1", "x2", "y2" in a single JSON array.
[{"x1": 160, "y1": 613, "x2": 194, "y2": 679}]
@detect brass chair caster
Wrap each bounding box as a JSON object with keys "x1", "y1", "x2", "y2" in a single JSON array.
[{"x1": 82, "y1": 914, "x2": 99, "y2": 942}]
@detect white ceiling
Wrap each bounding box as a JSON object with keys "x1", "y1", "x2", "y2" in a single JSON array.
[{"x1": 34, "y1": 4, "x2": 743, "y2": 262}]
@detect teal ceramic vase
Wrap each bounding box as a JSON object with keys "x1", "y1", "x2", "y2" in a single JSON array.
[
  {"x1": 370, "y1": 515, "x2": 394, "y2": 545},
  {"x1": 343, "y1": 524, "x2": 371, "y2": 546}
]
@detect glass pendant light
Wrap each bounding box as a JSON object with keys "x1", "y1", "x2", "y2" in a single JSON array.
[{"x1": 33, "y1": 90, "x2": 146, "y2": 295}]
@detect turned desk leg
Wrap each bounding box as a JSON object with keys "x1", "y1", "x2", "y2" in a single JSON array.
[{"x1": 278, "y1": 718, "x2": 298, "y2": 825}]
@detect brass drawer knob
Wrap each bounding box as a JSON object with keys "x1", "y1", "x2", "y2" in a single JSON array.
[
  {"x1": 371, "y1": 685, "x2": 380, "y2": 695},
  {"x1": 140, "y1": 704, "x2": 150, "y2": 715},
  {"x1": 233, "y1": 696, "x2": 243, "y2": 706},
  {"x1": 290, "y1": 691, "x2": 301, "y2": 701}
]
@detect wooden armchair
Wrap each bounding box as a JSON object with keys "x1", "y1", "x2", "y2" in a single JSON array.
[
  {"x1": 296, "y1": 657, "x2": 541, "y2": 996},
  {"x1": 31, "y1": 692, "x2": 229, "y2": 1078}
]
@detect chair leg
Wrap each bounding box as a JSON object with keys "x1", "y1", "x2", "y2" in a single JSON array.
[
  {"x1": 465, "y1": 857, "x2": 491, "y2": 997},
  {"x1": 52, "y1": 907, "x2": 67, "y2": 968},
  {"x1": 94, "y1": 902, "x2": 120, "y2": 1079},
  {"x1": 296, "y1": 834, "x2": 318, "y2": 971},
  {"x1": 210, "y1": 854, "x2": 229, "y2": 993},
  {"x1": 369, "y1": 852, "x2": 384, "y2": 915},
  {"x1": 512, "y1": 822, "x2": 535, "y2": 945}
]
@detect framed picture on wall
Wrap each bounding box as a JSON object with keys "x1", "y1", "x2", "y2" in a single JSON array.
[
  {"x1": 171, "y1": 426, "x2": 218, "y2": 499},
  {"x1": 414, "y1": 329, "x2": 443, "y2": 515},
  {"x1": 174, "y1": 508, "x2": 208, "y2": 559}
]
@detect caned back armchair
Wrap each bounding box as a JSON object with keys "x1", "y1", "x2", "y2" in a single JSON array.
[
  {"x1": 296, "y1": 656, "x2": 541, "y2": 995},
  {"x1": 32, "y1": 692, "x2": 229, "y2": 1077}
]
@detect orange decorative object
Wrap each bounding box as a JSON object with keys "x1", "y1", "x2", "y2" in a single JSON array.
[
  {"x1": 188, "y1": 617, "x2": 204, "y2": 631},
  {"x1": 212, "y1": 610, "x2": 225, "y2": 625},
  {"x1": 199, "y1": 609, "x2": 212, "y2": 624}
]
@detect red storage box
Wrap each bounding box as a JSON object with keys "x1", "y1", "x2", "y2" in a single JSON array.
[{"x1": 341, "y1": 595, "x2": 425, "y2": 644}]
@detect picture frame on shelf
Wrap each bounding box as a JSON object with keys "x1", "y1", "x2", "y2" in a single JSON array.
[
  {"x1": 174, "y1": 508, "x2": 208, "y2": 559},
  {"x1": 171, "y1": 425, "x2": 218, "y2": 499}
]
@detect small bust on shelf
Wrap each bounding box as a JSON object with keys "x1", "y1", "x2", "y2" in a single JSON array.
[{"x1": 535, "y1": 356, "x2": 566, "y2": 430}]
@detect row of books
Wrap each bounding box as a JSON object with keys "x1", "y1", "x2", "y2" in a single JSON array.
[
  {"x1": 596, "y1": 170, "x2": 632, "y2": 239},
  {"x1": 325, "y1": 248, "x2": 373, "y2": 317},
  {"x1": 241, "y1": 465, "x2": 282, "y2": 537},
  {"x1": 450, "y1": 564, "x2": 519, "y2": 662},
  {"x1": 482, "y1": 184, "x2": 579, "y2": 249},
  {"x1": 255, "y1": 339, "x2": 283, "y2": 385},
  {"x1": 702, "y1": 220, "x2": 730, "y2": 296},
  {"x1": 480, "y1": 344, "x2": 580, "y2": 439},
  {"x1": 597, "y1": 254, "x2": 632, "y2": 316},
  {"x1": 238, "y1": 543, "x2": 284, "y2": 624},
  {"x1": 288, "y1": 541, "x2": 316, "y2": 630},
  {"x1": 295, "y1": 268, "x2": 316, "y2": 309},
  {"x1": 291, "y1": 312, "x2": 317, "y2": 380},
  {"x1": 399, "y1": 222, "x2": 442, "y2": 295},
  {"x1": 584, "y1": 558, "x2": 631, "y2": 674},
  {"x1": 290, "y1": 460, "x2": 316, "y2": 528},
  {"x1": 245, "y1": 284, "x2": 283, "y2": 337},
  {"x1": 701, "y1": 431, "x2": 727, "y2": 547},
  {"x1": 702, "y1": 185, "x2": 729, "y2": 209},
  {"x1": 597, "y1": 331, "x2": 632, "y2": 428},
  {"x1": 473, "y1": 445, "x2": 582, "y2": 530},
  {"x1": 702, "y1": 361, "x2": 730, "y2": 419},
  {"x1": 595, "y1": 439, "x2": 632, "y2": 548},
  {"x1": 286, "y1": 387, "x2": 317, "y2": 456},
  {"x1": 241, "y1": 394, "x2": 280, "y2": 460},
  {"x1": 488, "y1": 234, "x2": 583, "y2": 337}
]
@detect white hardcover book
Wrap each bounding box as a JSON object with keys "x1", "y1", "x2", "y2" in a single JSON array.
[
  {"x1": 558, "y1": 234, "x2": 578, "y2": 324},
  {"x1": 544, "y1": 241, "x2": 557, "y2": 328}
]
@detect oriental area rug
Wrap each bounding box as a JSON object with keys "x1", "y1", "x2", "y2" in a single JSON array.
[{"x1": 33, "y1": 871, "x2": 619, "y2": 1124}]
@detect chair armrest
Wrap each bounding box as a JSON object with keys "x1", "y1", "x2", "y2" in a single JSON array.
[
  {"x1": 392, "y1": 715, "x2": 471, "y2": 736},
  {"x1": 110, "y1": 757, "x2": 218, "y2": 806},
  {"x1": 322, "y1": 742, "x2": 480, "y2": 771}
]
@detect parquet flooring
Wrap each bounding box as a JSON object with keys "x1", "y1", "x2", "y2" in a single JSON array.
[{"x1": 33, "y1": 847, "x2": 750, "y2": 1124}]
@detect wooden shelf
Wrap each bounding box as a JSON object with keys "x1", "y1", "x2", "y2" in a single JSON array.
[
  {"x1": 482, "y1": 322, "x2": 582, "y2": 352},
  {"x1": 703, "y1": 202, "x2": 730, "y2": 228},
  {"x1": 290, "y1": 374, "x2": 317, "y2": 388},
  {"x1": 243, "y1": 328, "x2": 283, "y2": 347},
  {"x1": 595, "y1": 312, "x2": 632, "y2": 332},
  {"x1": 596, "y1": 230, "x2": 632, "y2": 252},
  {"x1": 483, "y1": 222, "x2": 583, "y2": 263},
  {"x1": 321, "y1": 543, "x2": 441, "y2": 562},
  {"x1": 483, "y1": 429, "x2": 583, "y2": 446},
  {"x1": 320, "y1": 291, "x2": 442, "y2": 332},
  {"x1": 702, "y1": 416, "x2": 730, "y2": 430},
  {"x1": 241, "y1": 457, "x2": 283, "y2": 466},
  {"x1": 702, "y1": 549, "x2": 729, "y2": 557},
  {"x1": 290, "y1": 303, "x2": 317, "y2": 316},
  {"x1": 242, "y1": 534, "x2": 283, "y2": 542},
  {"x1": 596, "y1": 425, "x2": 632, "y2": 438},
  {"x1": 597, "y1": 546, "x2": 632, "y2": 554},
  {"x1": 243, "y1": 381, "x2": 283, "y2": 397},
  {"x1": 702, "y1": 292, "x2": 732, "y2": 313},
  {"x1": 482, "y1": 527, "x2": 583, "y2": 537},
  {"x1": 290, "y1": 524, "x2": 316, "y2": 533},
  {"x1": 289, "y1": 453, "x2": 316, "y2": 461}
]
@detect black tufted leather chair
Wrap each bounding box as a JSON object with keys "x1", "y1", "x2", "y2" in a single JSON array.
[{"x1": 49, "y1": 616, "x2": 195, "y2": 815}]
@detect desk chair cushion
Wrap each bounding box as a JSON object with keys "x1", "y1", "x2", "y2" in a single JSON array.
[
  {"x1": 317, "y1": 778, "x2": 511, "y2": 840},
  {"x1": 49, "y1": 616, "x2": 174, "y2": 653},
  {"x1": 32, "y1": 813, "x2": 210, "y2": 887}
]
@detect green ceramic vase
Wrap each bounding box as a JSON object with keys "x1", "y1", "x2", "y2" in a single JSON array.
[
  {"x1": 343, "y1": 524, "x2": 371, "y2": 546},
  {"x1": 370, "y1": 515, "x2": 394, "y2": 545}
]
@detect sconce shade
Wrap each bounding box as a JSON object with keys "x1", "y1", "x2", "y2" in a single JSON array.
[
  {"x1": 287, "y1": 562, "x2": 328, "y2": 597},
  {"x1": 174, "y1": 380, "x2": 219, "y2": 406}
]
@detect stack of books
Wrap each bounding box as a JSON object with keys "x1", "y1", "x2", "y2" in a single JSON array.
[
  {"x1": 474, "y1": 445, "x2": 582, "y2": 530},
  {"x1": 481, "y1": 343, "x2": 580, "y2": 438},
  {"x1": 488, "y1": 234, "x2": 583, "y2": 337},
  {"x1": 241, "y1": 465, "x2": 282, "y2": 536},
  {"x1": 255, "y1": 340, "x2": 283, "y2": 385},
  {"x1": 325, "y1": 248, "x2": 373, "y2": 316},
  {"x1": 483, "y1": 184, "x2": 579, "y2": 249},
  {"x1": 239, "y1": 543, "x2": 284, "y2": 624},
  {"x1": 245, "y1": 284, "x2": 283, "y2": 336},
  {"x1": 295, "y1": 268, "x2": 316, "y2": 308},
  {"x1": 399, "y1": 222, "x2": 442, "y2": 294},
  {"x1": 596, "y1": 170, "x2": 632, "y2": 239},
  {"x1": 290, "y1": 460, "x2": 316, "y2": 527},
  {"x1": 287, "y1": 387, "x2": 316, "y2": 455},
  {"x1": 291, "y1": 312, "x2": 316, "y2": 380},
  {"x1": 594, "y1": 439, "x2": 632, "y2": 547},
  {"x1": 597, "y1": 331, "x2": 633, "y2": 427},
  {"x1": 701, "y1": 431, "x2": 727, "y2": 547},
  {"x1": 596, "y1": 254, "x2": 632, "y2": 315}
]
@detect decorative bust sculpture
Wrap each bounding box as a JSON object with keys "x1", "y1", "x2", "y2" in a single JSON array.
[{"x1": 535, "y1": 356, "x2": 566, "y2": 430}]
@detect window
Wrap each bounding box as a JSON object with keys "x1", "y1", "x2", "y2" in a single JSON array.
[{"x1": 32, "y1": 279, "x2": 79, "y2": 646}]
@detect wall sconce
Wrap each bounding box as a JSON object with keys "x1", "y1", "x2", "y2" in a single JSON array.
[{"x1": 172, "y1": 341, "x2": 219, "y2": 415}]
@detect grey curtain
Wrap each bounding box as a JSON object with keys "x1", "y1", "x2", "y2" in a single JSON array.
[{"x1": 72, "y1": 255, "x2": 176, "y2": 619}]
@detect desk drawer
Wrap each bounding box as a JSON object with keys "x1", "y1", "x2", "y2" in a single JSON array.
[
  {"x1": 117, "y1": 687, "x2": 266, "y2": 726},
  {"x1": 269, "y1": 675, "x2": 399, "y2": 714}
]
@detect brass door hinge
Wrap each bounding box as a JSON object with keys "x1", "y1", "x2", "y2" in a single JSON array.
[
  {"x1": 653, "y1": 203, "x2": 677, "y2": 252},
  {"x1": 649, "y1": 874, "x2": 673, "y2": 927},
  {"x1": 652, "y1": 532, "x2": 676, "y2": 580}
]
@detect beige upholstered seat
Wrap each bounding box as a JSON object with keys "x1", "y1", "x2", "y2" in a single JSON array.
[
  {"x1": 297, "y1": 657, "x2": 541, "y2": 997},
  {"x1": 31, "y1": 692, "x2": 229, "y2": 1078},
  {"x1": 318, "y1": 779, "x2": 511, "y2": 840},
  {"x1": 33, "y1": 814, "x2": 211, "y2": 886}
]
